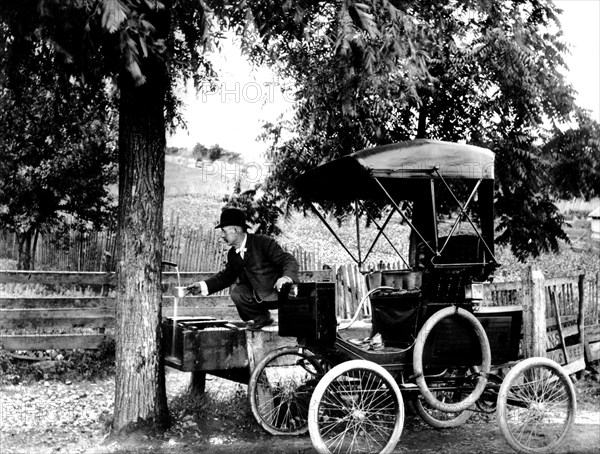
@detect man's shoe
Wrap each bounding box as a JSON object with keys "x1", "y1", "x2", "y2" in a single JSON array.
[{"x1": 246, "y1": 316, "x2": 274, "y2": 331}]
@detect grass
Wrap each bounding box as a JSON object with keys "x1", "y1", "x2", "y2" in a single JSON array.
[
  {"x1": 162, "y1": 193, "x2": 600, "y2": 280},
  {"x1": 164, "y1": 159, "x2": 255, "y2": 199},
  {"x1": 0, "y1": 338, "x2": 116, "y2": 384},
  {"x1": 0, "y1": 257, "x2": 17, "y2": 269},
  {"x1": 3, "y1": 161, "x2": 596, "y2": 276},
  {"x1": 0, "y1": 282, "x2": 109, "y2": 297},
  {"x1": 168, "y1": 378, "x2": 262, "y2": 441},
  {"x1": 163, "y1": 160, "x2": 600, "y2": 278}
]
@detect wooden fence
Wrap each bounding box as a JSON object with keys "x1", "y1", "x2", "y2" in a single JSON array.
[
  {"x1": 0, "y1": 263, "x2": 389, "y2": 351},
  {"x1": 0, "y1": 230, "x2": 117, "y2": 272},
  {"x1": 482, "y1": 270, "x2": 600, "y2": 374},
  {"x1": 0, "y1": 226, "x2": 324, "y2": 272},
  {"x1": 1, "y1": 267, "x2": 598, "y2": 374},
  {"x1": 0, "y1": 269, "x2": 333, "y2": 351}
]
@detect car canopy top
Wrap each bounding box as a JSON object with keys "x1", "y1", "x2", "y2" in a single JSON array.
[
  {"x1": 294, "y1": 139, "x2": 494, "y2": 201},
  {"x1": 294, "y1": 139, "x2": 498, "y2": 270}
]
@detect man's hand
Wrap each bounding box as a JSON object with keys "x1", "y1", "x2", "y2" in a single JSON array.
[
  {"x1": 187, "y1": 281, "x2": 208, "y2": 296},
  {"x1": 274, "y1": 276, "x2": 293, "y2": 292}
]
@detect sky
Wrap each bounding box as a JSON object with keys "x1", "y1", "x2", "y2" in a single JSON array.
[
  {"x1": 167, "y1": 39, "x2": 292, "y2": 162},
  {"x1": 555, "y1": 0, "x2": 600, "y2": 120},
  {"x1": 166, "y1": 0, "x2": 600, "y2": 162}
]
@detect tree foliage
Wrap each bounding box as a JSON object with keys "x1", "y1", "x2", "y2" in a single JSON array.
[
  {"x1": 192, "y1": 142, "x2": 209, "y2": 159},
  {"x1": 0, "y1": 0, "x2": 214, "y2": 431},
  {"x1": 6, "y1": 0, "x2": 590, "y2": 434},
  {"x1": 257, "y1": 0, "x2": 589, "y2": 261},
  {"x1": 192, "y1": 142, "x2": 242, "y2": 162},
  {"x1": 2, "y1": 0, "x2": 390, "y2": 433},
  {"x1": 0, "y1": 20, "x2": 117, "y2": 269},
  {"x1": 542, "y1": 111, "x2": 600, "y2": 200},
  {"x1": 226, "y1": 179, "x2": 283, "y2": 236}
]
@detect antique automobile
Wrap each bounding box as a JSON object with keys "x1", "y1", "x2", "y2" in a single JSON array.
[{"x1": 248, "y1": 139, "x2": 576, "y2": 454}]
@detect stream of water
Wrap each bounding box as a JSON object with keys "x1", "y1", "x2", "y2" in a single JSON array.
[{"x1": 171, "y1": 266, "x2": 182, "y2": 358}]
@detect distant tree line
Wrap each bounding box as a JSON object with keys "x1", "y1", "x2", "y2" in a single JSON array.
[{"x1": 166, "y1": 142, "x2": 242, "y2": 163}]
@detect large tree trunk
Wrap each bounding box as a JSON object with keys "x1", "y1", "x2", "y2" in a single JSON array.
[
  {"x1": 16, "y1": 230, "x2": 34, "y2": 270},
  {"x1": 113, "y1": 21, "x2": 170, "y2": 431}
]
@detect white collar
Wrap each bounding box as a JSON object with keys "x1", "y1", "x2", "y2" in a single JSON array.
[{"x1": 236, "y1": 233, "x2": 248, "y2": 257}]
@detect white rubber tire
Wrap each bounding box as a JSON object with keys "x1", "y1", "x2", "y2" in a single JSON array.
[
  {"x1": 249, "y1": 346, "x2": 322, "y2": 435},
  {"x1": 412, "y1": 393, "x2": 472, "y2": 428},
  {"x1": 308, "y1": 360, "x2": 404, "y2": 454},
  {"x1": 413, "y1": 306, "x2": 491, "y2": 412},
  {"x1": 496, "y1": 357, "x2": 576, "y2": 453}
]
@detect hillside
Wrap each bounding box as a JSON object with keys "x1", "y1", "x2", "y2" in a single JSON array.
[
  {"x1": 164, "y1": 157, "x2": 251, "y2": 199},
  {"x1": 164, "y1": 161, "x2": 599, "y2": 280}
]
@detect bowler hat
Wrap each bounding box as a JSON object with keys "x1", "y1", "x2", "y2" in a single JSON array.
[{"x1": 215, "y1": 207, "x2": 249, "y2": 229}]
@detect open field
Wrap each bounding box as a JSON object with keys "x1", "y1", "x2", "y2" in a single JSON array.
[
  {"x1": 164, "y1": 159, "x2": 599, "y2": 281},
  {"x1": 3, "y1": 160, "x2": 595, "y2": 277},
  {"x1": 164, "y1": 159, "x2": 599, "y2": 272},
  {"x1": 164, "y1": 157, "x2": 258, "y2": 199}
]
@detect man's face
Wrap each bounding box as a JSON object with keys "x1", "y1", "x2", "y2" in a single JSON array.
[{"x1": 220, "y1": 226, "x2": 242, "y2": 247}]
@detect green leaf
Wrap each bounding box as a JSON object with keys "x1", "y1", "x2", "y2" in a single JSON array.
[
  {"x1": 101, "y1": 0, "x2": 128, "y2": 34},
  {"x1": 139, "y1": 36, "x2": 148, "y2": 58}
]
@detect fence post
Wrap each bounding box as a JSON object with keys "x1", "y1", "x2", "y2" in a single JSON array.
[
  {"x1": 522, "y1": 265, "x2": 546, "y2": 359},
  {"x1": 579, "y1": 274, "x2": 591, "y2": 363}
]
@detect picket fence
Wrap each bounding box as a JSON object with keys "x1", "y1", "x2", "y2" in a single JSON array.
[{"x1": 0, "y1": 225, "x2": 325, "y2": 272}]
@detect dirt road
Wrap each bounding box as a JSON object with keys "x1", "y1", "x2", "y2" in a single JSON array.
[
  {"x1": 2, "y1": 369, "x2": 598, "y2": 454},
  {"x1": 87, "y1": 414, "x2": 600, "y2": 454}
]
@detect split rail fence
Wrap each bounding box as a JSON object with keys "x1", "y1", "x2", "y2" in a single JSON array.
[
  {"x1": 0, "y1": 269, "x2": 333, "y2": 351},
  {"x1": 1, "y1": 267, "x2": 599, "y2": 374}
]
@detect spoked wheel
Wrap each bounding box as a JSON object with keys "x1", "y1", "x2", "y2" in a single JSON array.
[
  {"x1": 496, "y1": 357, "x2": 576, "y2": 454},
  {"x1": 249, "y1": 346, "x2": 324, "y2": 435},
  {"x1": 308, "y1": 360, "x2": 404, "y2": 454},
  {"x1": 412, "y1": 369, "x2": 473, "y2": 428}
]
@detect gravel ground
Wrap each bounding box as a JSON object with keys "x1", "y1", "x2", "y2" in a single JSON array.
[
  {"x1": 1, "y1": 366, "x2": 599, "y2": 454},
  {"x1": 0, "y1": 368, "x2": 190, "y2": 453}
]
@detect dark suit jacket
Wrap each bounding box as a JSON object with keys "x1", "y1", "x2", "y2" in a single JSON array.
[{"x1": 204, "y1": 234, "x2": 299, "y2": 300}]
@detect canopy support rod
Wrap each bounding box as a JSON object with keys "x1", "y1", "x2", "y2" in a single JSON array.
[
  {"x1": 438, "y1": 179, "x2": 481, "y2": 255},
  {"x1": 372, "y1": 178, "x2": 437, "y2": 256},
  {"x1": 359, "y1": 201, "x2": 394, "y2": 263},
  {"x1": 434, "y1": 169, "x2": 497, "y2": 263},
  {"x1": 358, "y1": 200, "x2": 410, "y2": 268},
  {"x1": 309, "y1": 202, "x2": 360, "y2": 265},
  {"x1": 355, "y1": 200, "x2": 362, "y2": 265}
]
